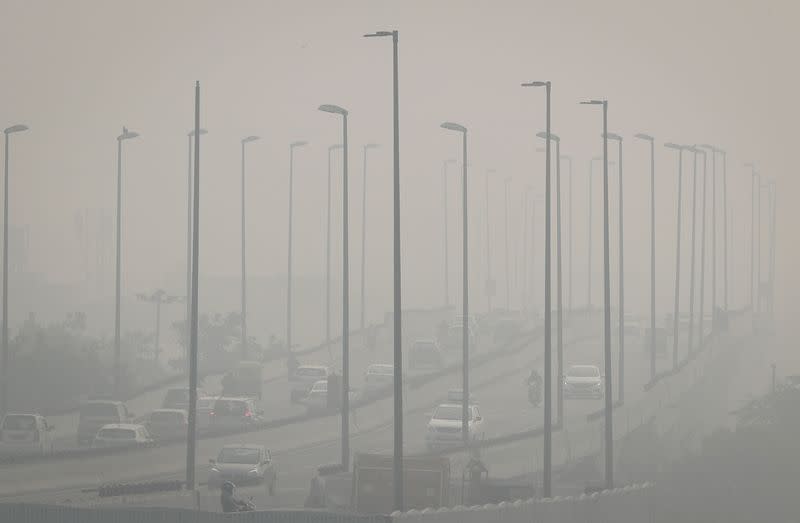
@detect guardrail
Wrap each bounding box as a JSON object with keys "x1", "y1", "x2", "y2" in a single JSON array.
[
  {"x1": 390, "y1": 482, "x2": 655, "y2": 523},
  {"x1": 0, "y1": 504, "x2": 392, "y2": 523}
]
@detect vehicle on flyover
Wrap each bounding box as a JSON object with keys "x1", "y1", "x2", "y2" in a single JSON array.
[
  {"x1": 425, "y1": 402, "x2": 485, "y2": 451},
  {"x1": 562, "y1": 364, "x2": 604, "y2": 399},
  {"x1": 290, "y1": 365, "x2": 332, "y2": 403},
  {"x1": 208, "y1": 443, "x2": 277, "y2": 495},
  {"x1": 91, "y1": 423, "x2": 154, "y2": 449},
  {"x1": 0, "y1": 413, "x2": 55, "y2": 456}
]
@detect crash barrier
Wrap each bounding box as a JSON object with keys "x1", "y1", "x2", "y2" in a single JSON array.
[
  {"x1": 0, "y1": 504, "x2": 392, "y2": 523},
  {"x1": 98, "y1": 480, "x2": 183, "y2": 497},
  {"x1": 390, "y1": 482, "x2": 654, "y2": 523},
  {"x1": 0, "y1": 324, "x2": 538, "y2": 467}
]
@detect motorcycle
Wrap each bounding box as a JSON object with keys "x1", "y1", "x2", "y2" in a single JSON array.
[{"x1": 237, "y1": 498, "x2": 256, "y2": 512}]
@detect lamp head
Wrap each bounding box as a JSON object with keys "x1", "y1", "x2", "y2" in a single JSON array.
[
  {"x1": 580, "y1": 100, "x2": 605, "y2": 105},
  {"x1": 291, "y1": 140, "x2": 308, "y2": 148},
  {"x1": 188, "y1": 128, "x2": 208, "y2": 137},
  {"x1": 364, "y1": 31, "x2": 394, "y2": 38},
  {"x1": 440, "y1": 122, "x2": 467, "y2": 133},
  {"x1": 603, "y1": 132, "x2": 623, "y2": 141},
  {"x1": 536, "y1": 131, "x2": 560, "y2": 142},
  {"x1": 329, "y1": 143, "x2": 343, "y2": 152},
  {"x1": 118, "y1": 127, "x2": 139, "y2": 141},
  {"x1": 521, "y1": 81, "x2": 549, "y2": 87},
  {"x1": 634, "y1": 133, "x2": 654, "y2": 141},
  {"x1": 664, "y1": 143, "x2": 684, "y2": 151},
  {"x1": 318, "y1": 104, "x2": 348, "y2": 116},
  {"x1": 4, "y1": 124, "x2": 29, "y2": 135},
  {"x1": 242, "y1": 135, "x2": 260, "y2": 144}
]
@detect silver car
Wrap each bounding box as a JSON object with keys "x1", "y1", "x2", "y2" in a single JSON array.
[
  {"x1": 208, "y1": 444, "x2": 277, "y2": 494},
  {"x1": 563, "y1": 365, "x2": 603, "y2": 399}
]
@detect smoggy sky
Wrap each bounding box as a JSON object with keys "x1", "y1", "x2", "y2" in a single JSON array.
[{"x1": 0, "y1": 0, "x2": 797, "y2": 343}]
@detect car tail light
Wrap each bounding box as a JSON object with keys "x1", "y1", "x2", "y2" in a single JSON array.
[
  {"x1": 244, "y1": 409, "x2": 252, "y2": 418},
  {"x1": 209, "y1": 410, "x2": 215, "y2": 417}
]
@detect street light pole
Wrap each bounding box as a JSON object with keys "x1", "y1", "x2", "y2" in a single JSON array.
[
  {"x1": 443, "y1": 159, "x2": 456, "y2": 308},
  {"x1": 441, "y1": 122, "x2": 469, "y2": 449},
  {"x1": 320, "y1": 104, "x2": 350, "y2": 470},
  {"x1": 687, "y1": 148, "x2": 699, "y2": 358},
  {"x1": 1, "y1": 124, "x2": 28, "y2": 417},
  {"x1": 240, "y1": 135, "x2": 260, "y2": 360},
  {"x1": 484, "y1": 169, "x2": 496, "y2": 313},
  {"x1": 605, "y1": 133, "x2": 624, "y2": 403},
  {"x1": 562, "y1": 155, "x2": 573, "y2": 316},
  {"x1": 634, "y1": 134, "x2": 655, "y2": 381},
  {"x1": 665, "y1": 143, "x2": 684, "y2": 370},
  {"x1": 186, "y1": 80, "x2": 201, "y2": 491},
  {"x1": 722, "y1": 151, "x2": 728, "y2": 311},
  {"x1": 114, "y1": 126, "x2": 139, "y2": 400},
  {"x1": 364, "y1": 29, "x2": 403, "y2": 512},
  {"x1": 287, "y1": 140, "x2": 308, "y2": 360},
  {"x1": 699, "y1": 145, "x2": 718, "y2": 329},
  {"x1": 587, "y1": 156, "x2": 603, "y2": 310},
  {"x1": 525, "y1": 80, "x2": 551, "y2": 497},
  {"x1": 327, "y1": 144, "x2": 342, "y2": 360},
  {"x1": 137, "y1": 290, "x2": 181, "y2": 363},
  {"x1": 745, "y1": 163, "x2": 757, "y2": 314},
  {"x1": 504, "y1": 177, "x2": 512, "y2": 311},
  {"x1": 697, "y1": 148, "x2": 708, "y2": 347},
  {"x1": 581, "y1": 99, "x2": 614, "y2": 490},
  {"x1": 361, "y1": 143, "x2": 379, "y2": 331},
  {"x1": 186, "y1": 129, "x2": 206, "y2": 369}
]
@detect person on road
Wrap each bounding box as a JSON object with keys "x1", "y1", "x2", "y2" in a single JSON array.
[
  {"x1": 526, "y1": 369, "x2": 543, "y2": 406},
  {"x1": 220, "y1": 481, "x2": 251, "y2": 513}
]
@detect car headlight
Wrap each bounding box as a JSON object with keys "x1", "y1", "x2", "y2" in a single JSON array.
[{"x1": 248, "y1": 468, "x2": 259, "y2": 476}]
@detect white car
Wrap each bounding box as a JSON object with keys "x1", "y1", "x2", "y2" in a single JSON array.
[
  {"x1": 363, "y1": 364, "x2": 394, "y2": 394},
  {"x1": 425, "y1": 403, "x2": 485, "y2": 451},
  {"x1": 563, "y1": 365, "x2": 603, "y2": 399},
  {"x1": 290, "y1": 365, "x2": 332, "y2": 402},
  {"x1": 91, "y1": 423, "x2": 154, "y2": 449},
  {"x1": 0, "y1": 413, "x2": 55, "y2": 456},
  {"x1": 208, "y1": 444, "x2": 277, "y2": 494}
]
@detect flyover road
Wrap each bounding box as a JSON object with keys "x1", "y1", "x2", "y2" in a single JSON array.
[
  {"x1": 0, "y1": 319, "x2": 664, "y2": 510},
  {"x1": 0, "y1": 311, "x2": 532, "y2": 501},
  {"x1": 42, "y1": 308, "x2": 452, "y2": 451}
]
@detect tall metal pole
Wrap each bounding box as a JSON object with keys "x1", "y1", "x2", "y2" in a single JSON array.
[
  {"x1": 360, "y1": 145, "x2": 369, "y2": 331},
  {"x1": 341, "y1": 114, "x2": 350, "y2": 470},
  {"x1": 635, "y1": 134, "x2": 656, "y2": 381},
  {"x1": 698, "y1": 150, "x2": 708, "y2": 348},
  {"x1": 504, "y1": 178, "x2": 511, "y2": 311},
  {"x1": 186, "y1": 81, "x2": 201, "y2": 490},
  {"x1": 565, "y1": 156, "x2": 573, "y2": 316},
  {"x1": 688, "y1": 149, "x2": 699, "y2": 357},
  {"x1": 0, "y1": 125, "x2": 26, "y2": 416},
  {"x1": 443, "y1": 161, "x2": 451, "y2": 307},
  {"x1": 287, "y1": 146, "x2": 294, "y2": 357},
  {"x1": 363, "y1": 29, "x2": 404, "y2": 512},
  {"x1": 114, "y1": 135, "x2": 122, "y2": 399},
  {"x1": 600, "y1": 101, "x2": 613, "y2": 491},
  {"x1": 391, "y1": 31, "x2": 403, "y2": 512},
  {"x1": 722, "y1": 152, "x2": 728, "y2": 311},
  {"x1": 522, "y1": 190, "x2": 530, "y2": 313},
  {"x1": 588, "y1": 159, "x2": 593, "y2": 310},
  {"x1": 485, "y1": 169, "x2": 494, "y2": 313},
  {"x1": 326, "y1": 145, "x2": 340, "y2": 359},
  {"x1": 542, "y1": 82, "x2": 552, "y2": 499},
  {"x1": 555, "y1": 140, "x2": 563, "y2": 427},
  {"x1": 712, "y1": 150, "x2": 717, "y2": 324},
  {"x1": 241, "y1": 141, "x2": 247, "y2": 359},
  {"x1": 185, "y1": 134, "x2": 192, "y2": 366},
  {"x1": 666, "y1": 144, "x2": 684, "y2": 370},
  {"x1": 611, "y1": 136, "x2": 624, "y2": 404},
  {"x1": 461, "y1": 130, "x2": 469, "y2": 448},
  {"x1": 769, "y1": 183, "x2": 777, "y2": 315},
  {"x1": 749, "y1": 164, "x2": 756, "y2": 311}
]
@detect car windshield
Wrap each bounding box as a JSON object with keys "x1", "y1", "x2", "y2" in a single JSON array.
[
  {"x1": 80, "y1": 403, "x2": 119, "y2": 418},
  {"x1": 2, "y1": 415, "x2": 36, "y2": 431},
  {"x1": 433, "y1": 405, "x2": 472, "y2": 421},
  {"x1": 218, "y1": 447, "x2": 260, "y2": 464},
  {"x1": 213, "y1": 400, "x2": 247, "y2": 416},
  {"x1": 568, "y1": 366, "x2": 600, "y2": 378},
  {"x1": 296, "y1": 367, "x2": 325, "y2": 378},
  {"x1": 150, "y1": 411, "x2": 184, "y2": 424},
  {"x1": 98, "y1": 428, "x2": 136, "y2": 439},
  {"x1": 311, "y1": 382, "x2": 327, "y2": 392},
  {"x1": 197, "y1": 398, "x2": 214, "y2": 410}
]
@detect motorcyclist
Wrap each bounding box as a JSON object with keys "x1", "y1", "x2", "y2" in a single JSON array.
[
  {"x1": 220, "y1": 481, "x2": 251, "y2": 513},
  {"x1": 526, "y1": 369, "x2": 543, "y2": 405}
]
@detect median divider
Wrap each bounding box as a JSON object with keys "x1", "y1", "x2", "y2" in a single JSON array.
[{"x1": 98, "y1": 480, "x2": 183, "y2": 498}]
